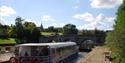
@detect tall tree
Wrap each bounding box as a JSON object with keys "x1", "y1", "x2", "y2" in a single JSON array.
[
  {"x1": 15, "y1": 16, "x2": 24, "y2": 39},
  {"x1": 106, "y1": 0, "x2": 125, "y2": 63},
  {"x1": 8, "y1": 24, "x2": 16, "y2": 38},
  {"x1": 63, "y1": 24, "x2": 78, "y2": 35},
  {"x1": 23, "y1": 21, "x2": 41, "y2": 42},
  {"x1": 30, "y1": 28, "x2": 41, "y2": 42},
  {"x1": 0, "y1": 25, "x2": 9, "y2": 38},
  {"x1": 23, "y1": 22, "x2": 36, "y2": 30}
]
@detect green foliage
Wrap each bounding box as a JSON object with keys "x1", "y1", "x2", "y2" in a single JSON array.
[
  {"x1": 14, "y1": 16, "x2": 41, "y2": 43},
  {"x1": 15, "y1": 16, "x2": 25, "y2": 39},
  {"x1": 41, "y1": 32, "x2": 63, "y2": 36},
  {"x1": 0, "y1": 25, "x2": 10, "y2": 38},
  {"x1": 63, "y1": 24, "x2": 78, "y2": 35},
  {"x1": 106, "y1": 0, "x2": 125, "y2": 63},
  {"x1": 48, "y1": 26, "x2": 55, "y2": 32},
  {"x1": 24, "y1": 22, "x2": 36, "y2": 30},
  {"x1": 0, "y1": 38, "x2": 16, "y2": 44},
  {"x1": 30, "y1": 28, "x2": 41, "y2": 42},
  {"x1": 8, "y1": 25, "x2": 16, "y2": 38},
  {"x1": 82, "y1": 29, "x2": 104, "y2": 36}
]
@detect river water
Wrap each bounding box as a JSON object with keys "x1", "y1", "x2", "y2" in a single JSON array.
[{"x1": 73, "y1": 52, "x2": 88, "y2": 63}]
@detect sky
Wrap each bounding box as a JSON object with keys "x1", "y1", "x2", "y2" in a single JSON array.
[{"x1": 0, "y1": 0, "x2": 123, "y2": 30}]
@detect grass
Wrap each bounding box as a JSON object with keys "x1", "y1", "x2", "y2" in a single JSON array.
[
  {"x1": 41, "y1": 32, "x2": 63, "y2": 36},
  {"x1": 0, "y1": 38, "x2": 16, "y2": 44},
  {"x1": 0, "y1": 32, "x2": 63, "y2": 44}
]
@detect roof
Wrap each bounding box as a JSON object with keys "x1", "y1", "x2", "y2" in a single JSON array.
[{"x1": 15, "y1": 42, "x2": 76, "y2": 48}]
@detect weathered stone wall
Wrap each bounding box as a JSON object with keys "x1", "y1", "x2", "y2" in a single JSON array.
[{"x1": 39, "y1": 35, "x2": 105, "y2": 45}]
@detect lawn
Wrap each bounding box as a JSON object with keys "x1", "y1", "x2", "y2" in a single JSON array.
[
  {"x1": 0, "y1": 38, "x2": 16, "y2": 44},
  {"x1": 41, "y1": 32, "x2": 63, "y2": 36}
]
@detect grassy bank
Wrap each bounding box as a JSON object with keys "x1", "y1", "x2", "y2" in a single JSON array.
[
  {"x1": 41, "y1": 32, "x2": 63, "y2": 36},
  {"x1": 0, "y1": 38, "x2": 16, "y2": 44}
]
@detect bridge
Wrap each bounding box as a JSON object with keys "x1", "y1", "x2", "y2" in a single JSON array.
[{"x1": 39, "y1": 35, "x2": 105, "y2": 46}]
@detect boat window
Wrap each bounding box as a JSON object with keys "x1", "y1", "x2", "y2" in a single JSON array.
[
  {"x1": 24, "y1": 52, "x2": 29, "y2": 56},
  {"x1": 19, "y1": 46, "x2": 30, "y2": 57},
  {"x1": 31, "y1": 46, "x2": 39, "y2": 56},
  {"x1": 15, "y1": 47, "x2": 19, "y2": 56},
  {"x1": 31, "y1": 46, "x2": 49, "y2": 56}
]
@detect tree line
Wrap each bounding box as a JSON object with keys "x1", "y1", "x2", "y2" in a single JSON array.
[
  {"x1": 106, "y1": 0, "x2": 125, "y2": 63},
  {"x1": 0, "y1": 16, "x2": 106, "y2": 44}
]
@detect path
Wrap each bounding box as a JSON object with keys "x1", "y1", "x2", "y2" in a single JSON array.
[
  {"x1": 0, "y1": 52, "x2": 14, "y2": 62},
  {"x1": 76, "y1": 46, "x2": 112, "y2": 63}
]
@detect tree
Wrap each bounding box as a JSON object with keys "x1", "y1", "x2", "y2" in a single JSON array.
[
  {"x1": 0, "y1": 23, "x2": 2, "y2": 28},
  {"x1": 106, "y1": 0, "x2": 125, "y2": 63},
  {"x1": 30, "y1": 28, "x2": 41, "y2": 42},
  {"x1": 94, "y1": 28, "x2": 106, "y2": 37},
  {"x1": 15, "y1": 16, "x2": 24, "y2": 39},
  {"x1": 8, "y1": 24, "x2": 16, "y2": 38},
  {"x1": 23, "y1": 22, "x2": 36, "y2": 30},
  {"x1": 56, "y1": 27, "x2": 63, "y2": 33},
  {"x1": 0, "y1": 25, "x2": 10, "y2": 38},
  {"x1": 23, "y1": 21, "x2": 41, "y2": 42},
  {"x1": 82, "y1": 30, "x2": 95, "y2": 36},
  {"x1": 48, "y1": 26, "x2": 55, "y2": 32},
  {"x1": 63, "y1": 24, "x2": 78, "y2": 35}
]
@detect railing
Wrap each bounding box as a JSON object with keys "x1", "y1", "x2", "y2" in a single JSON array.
[{"x1": 18, "y1": 56, "x2": 50, "y2": 63}]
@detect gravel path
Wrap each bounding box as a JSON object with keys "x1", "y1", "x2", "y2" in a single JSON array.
[
  {"x1": 0, "y1": 52, "x2": 14, "y2": 62},
  {"x1": 77, "y1": 46, "x2": 112, "y2": 63}
]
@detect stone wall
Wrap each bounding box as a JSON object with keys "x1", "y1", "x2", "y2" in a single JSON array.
[{"x1": 39, "y1": 35, "x2": 105, "y2": 45}]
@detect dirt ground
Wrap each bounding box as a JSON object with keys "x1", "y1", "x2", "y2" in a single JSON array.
[
  {"x1": 0, "y1": 52, "x2": 14, "y2": 62},
  {"x1": 76, "y1": 46, "x2": 112, "y2": 63}
]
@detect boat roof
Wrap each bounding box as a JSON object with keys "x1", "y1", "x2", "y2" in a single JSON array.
[{"x1": 15, "y1": 42, "x2": 76, "y2": 48}]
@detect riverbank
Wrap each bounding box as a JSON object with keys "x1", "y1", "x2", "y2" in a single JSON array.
[
  {"x1": 77, "y1": 46, "x2": 112, "y2": 63},
  {"x1": 0, "y1": 52, "x2": 14, "y2": 63}
]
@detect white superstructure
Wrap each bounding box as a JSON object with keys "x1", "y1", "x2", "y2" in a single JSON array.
[
  {"x1": 15, "y1": 42, "x2": 76, "y2": 48},
  {"x1": 10, "y1": 42, "x2": 78, "y2": 63}
]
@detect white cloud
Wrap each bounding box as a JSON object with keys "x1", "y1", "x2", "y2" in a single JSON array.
[
  {"x1": 90, "y1": 0, "x2": 123, "y2": 9},
  {"x1": 73, "y1": 12, "x2": 94, "y2": 22},
  {"x1": 74, "y1": 13, "x2": 115, "y2": 30},
  {"x1": 0, "y1": 6, "x2": 16, "y2": 16},
  {"x1": 72, "y1": 6, "x2": 79, "y2": 9},
  {"x1": 42, "y1": 15, "x2": 55, "y2": 22},
  {"x1": 0, "y1": 17, "x2": 8, "y2": 25}
]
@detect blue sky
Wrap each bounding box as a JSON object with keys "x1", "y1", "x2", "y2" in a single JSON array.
[{"x1": 0, "y1": 0, "x2": 123, "y2": 30}]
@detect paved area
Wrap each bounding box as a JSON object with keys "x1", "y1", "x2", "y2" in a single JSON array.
[
  {"x1": 0, "y1": 52, "x2": 14, "y2": 62},
  {"x1": 77, "y1": 46, "x2": 112, "y2": 63}
]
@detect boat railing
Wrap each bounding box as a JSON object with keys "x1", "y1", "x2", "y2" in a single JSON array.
[{"x1": 18, "y1": 56, "x2": 50, "y2": 63}]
